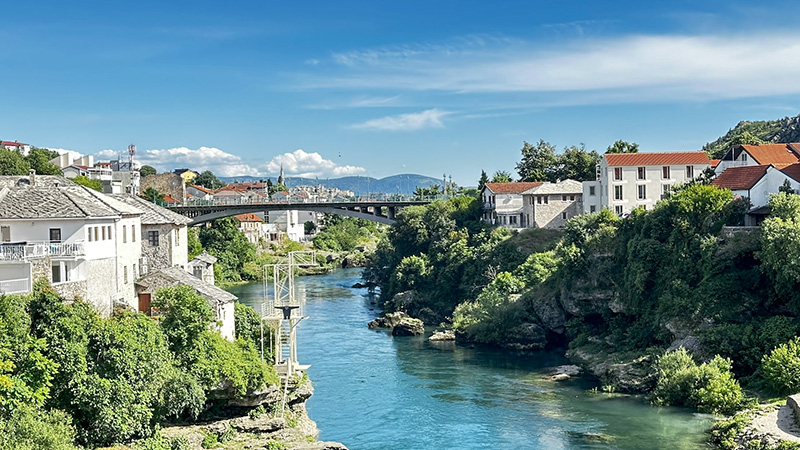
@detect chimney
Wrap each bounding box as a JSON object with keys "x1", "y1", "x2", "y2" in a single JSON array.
[{"x1": 28, "y1": 169, "x2": 35, "y2": 186}]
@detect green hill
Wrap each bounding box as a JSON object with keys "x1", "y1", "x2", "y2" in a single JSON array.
[{"x1": 703, "y1": 113, "x2": 800, "y2": 158}]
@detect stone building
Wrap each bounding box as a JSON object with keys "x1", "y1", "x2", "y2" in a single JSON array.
[
  {"x1": 481, "y1": 182, "x2": 543, "y2": 227},
  {"x1": 188, "y1": 251, "x2": 217, "y2": 285},
  {"x1": 109, "y1": 194, "x2": 191, "y2": 273},
  {"x1": 521, "y1": 180, "x2": 584, "y2": 229},
  {"x1": 135, "y1": 266, "x2": 235, "y2": 341},
  {"x1": 0, "y1": 174, "x2": 143, "y2": 315}
]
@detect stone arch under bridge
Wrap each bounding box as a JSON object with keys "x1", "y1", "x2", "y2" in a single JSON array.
[{"x1": 167, "y1": 201, "x2": 430, "y2": 226}]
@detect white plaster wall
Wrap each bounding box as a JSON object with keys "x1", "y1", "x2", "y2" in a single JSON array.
[
  {"x1": 85, "y1": 258, "x2": 118, "y2": 317},
  {"x1": 217, "y1": 302, "x2": 235, "y2": 342},
  {"x1": 747, "y1": 169, "x2": 800, "y2": 209},
  {"x1": 114, "y1": 216, "x2": 142, "y2": 309},
  {"x1": 170, "y1": 226, "x2": 189, "y2": 269},
  {"x1": 606, "y1": 163, "x2": 709, "y2": 215},
  {"x1": 582, "y1": 181, "x2": 602, "y2": 213}
]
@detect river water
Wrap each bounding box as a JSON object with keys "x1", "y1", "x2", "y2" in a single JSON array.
[{"x1": 228, "y1": 268, "x2": 713, "y2": 450}]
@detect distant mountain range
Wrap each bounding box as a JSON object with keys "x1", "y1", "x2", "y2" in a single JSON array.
[
  {"x1": 703, "y1": 113, "x2": 800, "y2": 158},
  {"x1": 218, "y1": 174, "x2": 443, "y2": 195}
]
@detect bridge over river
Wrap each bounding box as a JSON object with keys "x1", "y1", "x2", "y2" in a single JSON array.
[{"x1": 167, "y1": 197, "x2": 437, "y2": 225}]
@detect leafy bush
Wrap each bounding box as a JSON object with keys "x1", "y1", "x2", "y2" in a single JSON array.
[
  {"x1": 235, "y1": 302, "x2": 266, "y2": 351},
  {"x1": 653, "y1": 348, "x2": 746, "y2": 415},
  {"x1": 452, "y1": 272, "x2": 526, "y2": 343},
  {"x1": 0, "y1": 405, "x2": 77, "y2": 450},
  {"x1": 763, "y1": 337, "x2": 800, "y2": 395}
]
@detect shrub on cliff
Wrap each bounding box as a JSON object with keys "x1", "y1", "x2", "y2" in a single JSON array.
[
  {"x1": 452, "y1": 272, "x2": 526, "y2": 343},
  {"x1": 653, "y1": 348, "x2": 746, "y2": 415},
  {"x1": 762, "y1": 337, "x2": 800, "y2": 395}
]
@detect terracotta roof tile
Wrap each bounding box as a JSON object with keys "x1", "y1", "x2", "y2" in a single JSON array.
[
  {"x1": 484, "y1": 182, "x2": 543, "y2": 194},
  {"x1": 781, "y1": 163, "x2": 800, "y2": 182},
  {"x1": 605, "y1": 151, "x2": 711, "y2": 166},
  {"x1": 710, "y1": 159, "x2": 721, "y2": 168},
  {"x1": 711, "y1": 165, "x2": 768, "y2": 190},
  {"x1": 235, "y1": 213, "x2": 263, "y2": 222},
  {"x1": 190, "y1": 184, "x2": 213, "y2": 194},
  {"x1": 740, "y1": 144, "x2": 800, "y2": 165}
]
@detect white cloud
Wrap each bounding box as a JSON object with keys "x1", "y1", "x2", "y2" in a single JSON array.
[
  {"x1": 350, "y1": 109, "x2": 449, "y2": 131},
  {"x1": 263, "y1": 149, "x2": 366, "y2": 178},
  {"x1": 94, "y1": 146, "x2": 261, "y2": 177},
  {"x1": 302, "y1": 32, "x2": 800, "y2": 103}
]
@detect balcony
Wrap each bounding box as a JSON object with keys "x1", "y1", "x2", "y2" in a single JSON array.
[
  {"x1": 0, "y1": 278, "x2": 29, "y2": 295},
  {"x1": 0, "y1": 241, "x2": 85, "y2": 261}
]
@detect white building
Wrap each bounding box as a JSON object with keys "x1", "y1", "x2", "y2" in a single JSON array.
[
  {"x1": 2, "y1": 141, "x2": 31, "y2": 157},
  {"x1": 711, "y1": 163, "x2": 800, "y2": 225},
  {"x1": 0, "y1": 174, "x2": 142, "y2": 315},
  {"x1": 582, "y1": 152, "x2": 712, "y2": 216},
  {"x1": 481, "y1": 182, "x2": 543, "y2": 227},
  {"x1": 267, "y1": 210, "x2": 307, "y2": 242},
  {"x1": 715, "y1": 143, "x2": 800, "y2": 175}
]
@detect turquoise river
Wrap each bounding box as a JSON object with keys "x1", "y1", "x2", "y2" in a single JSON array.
[{"x1": 227, "y1": 268, "x2": 714, "y2": 450}]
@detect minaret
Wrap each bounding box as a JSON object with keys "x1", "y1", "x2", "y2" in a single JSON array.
[{"x1": 277, "y1": 164, "x2": 285, "y2": 186}]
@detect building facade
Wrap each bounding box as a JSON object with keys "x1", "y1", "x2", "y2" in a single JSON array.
[
  {"x1": 521, "y1": 180, "x2": 584, "y2": 229},
  {"x1": 583, "y1": 152, "x2": 712, "y2": 215}
]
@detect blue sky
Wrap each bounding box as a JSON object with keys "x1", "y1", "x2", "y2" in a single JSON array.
[{"x1": 3, "y1": 1, "x2": 800, "y2": 185}]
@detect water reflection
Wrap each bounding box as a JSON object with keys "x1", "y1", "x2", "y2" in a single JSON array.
[{"x1": 228, "y1": 269, "x2": 712, "y2": 450}]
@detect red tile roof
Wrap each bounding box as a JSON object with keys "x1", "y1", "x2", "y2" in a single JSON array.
[
  {"x1": 710, "y1": 159, "x2": 721, "y2": 168},
  {"x1": 235, "y1": 213, "x2": 263, "y2": 222},
  {"x1": 711, "y1": 165, "x2": 768, "y2": 190},
  {"x1": 190, "y1": 184, "x2": 213, "y2": 194},
  {"x1": 484, "y1": 182, "x2": 543, "y2": 194},
  {"x1": 605, "y1": 151, "x2": 711, "y2": 166},
  {"x1": 1, "y1": 141, "x2": 27, "y2": 147},
  {"x1": 162, "y1": 195, "x2": 178, "y2": 203},
  {"x1": 740, "y1": 144, "x2": 800, "y2": 165},
  {"x1": 781, "y1": 163, "x2": 800, "y2": 182}
]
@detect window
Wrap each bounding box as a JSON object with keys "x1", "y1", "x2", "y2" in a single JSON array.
[
  {"x1": 133, "y1": 264, "x2": 137, "y2": 278},
  {"x1": 570, "y1": 195, "x2": 575, "y2": 201},
  {"x1": 561, "y1": 212, "x2": 568, "y2": 220},
  {"x1": 742, "y1": 153, "x2": 748, "y2": 162},
  {"x1": 509, "y1": 216, "x2": 517, "y2": 225},
  {"x1": 88, "y1": 227, "x2": 93, "y2": 242},
  {"x1": 51, "y1": 264, "x2": 61, "y2": 283},
  {"x1": 107, "y1": 226, "x2": 111, "y2": 239},
  {"x1": 193, "y1": 265, "x2": 203, "y2": 279},
  {"x1": 686, "y1": 165, "x2": 694, "y2": 178},
  {"x1": 615, "y1": 205, "x2": 623, "y2": 215},
  {"x1": 663, "y1": 184, "x2": 671, "y2": 194},
  {"x1": 124, "y1": 266, "x2": 128, "y2": 284},
  {"x1": 49, "y1": 228, "x2": 61, "y2": 243},
  {"x1": 148, "y1": 231, "x2": 159, "y2": 246},
  {"x1": 94, "y1": 227, "x2": 99, "y2": 241},
  {"x1": 614, "y1": 167, "x2": 623, "y2": 181},
  {"x1": 536, "y1": 196, "x2": 542, "y2": 204},
  {"x1": 638, "y1": 185, "x2": 646, "y2": 200},
  {"x1": 562, "y1": 195, "x2": 567, "y2": 201},
  {"x1": 123, "y1": 225, "x2": 127, "y2": 243},
  {"x1": 662, "y1": 166, "x2": 670, "y2": 179},
  {"x1": 590, "y1": 205, "x2": 596, "y2": 213},
  {"x1": 175, "y1": 229, "x2": 180, "y2": 246},
  {"x1": 132, "y1": 225, "x2": 136, "y2": 242},
  {"x1": 544, "y1": 196, "x2": 549, "y2": 204},
  {"x1": 614, "y1": 185, "x2": 623, "y2": 201},
  {"x1": 589, "y1": 186, "x2": 596, "y2": 196},
  {"x1": 102, "y1": 227, "x2": 106, "y2": 240},
  {"x1": 637, "y1": 167, "x2": 646, "y2": 180},
  {"x1": 1, "y1": 226, "x2": 9, "y2": 243}
]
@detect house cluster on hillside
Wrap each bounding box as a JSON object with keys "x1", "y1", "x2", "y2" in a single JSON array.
[
  {"x1": 0, "y1": 174, "x2": 234, "y2": 340},
  {"x1": 52, "y1": 147, "x2": 142, "y2": 195},
  {"x1": 482, "y1": 143, "x2": 800, "y2": 229}
]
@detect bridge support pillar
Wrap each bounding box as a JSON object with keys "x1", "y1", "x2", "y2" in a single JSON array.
[{"x1": 387, "y1": 206, "x2": 396, "y2": 220}]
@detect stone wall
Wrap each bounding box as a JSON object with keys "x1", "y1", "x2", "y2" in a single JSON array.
[
  {"x1": 85, "y1": 258, "x2": 119, "y2": 316},
  {"x1": 141, "y1": 223, "x2": 178, "y2": 272},
  {"x1": 534, "y1": 197, "x2": 584, "y2": 229},
  {"x1": 53, "y1": 280, "x2": 88, "y2": 303},
  {"x1": 141, "y1": 173, "x2": 185, "y2": 202}
]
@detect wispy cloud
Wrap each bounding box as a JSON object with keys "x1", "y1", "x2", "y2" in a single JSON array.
[
  {"x1": 300, "y1": 31, "x2": 800, "y2": 104},
  {"x1": 263, "y1": 149, "x2": 366, "y2": 178},
  {"x1": 350, "y1": 109, "x2": 449, "y2": 131}
]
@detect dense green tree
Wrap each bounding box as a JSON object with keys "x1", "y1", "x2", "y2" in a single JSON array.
[
  {"x1": 25, "y1": 148, "x2": 61, "y2": 175},
  {"x1": 187, "y1": 227, "x2": 203, "y2": 260},
  {"x1": 139, "y1": 165, "x2": 157, "y2": 177},
  {"x1": 413, "y1": 184, "x2": 442, "y2": 198},
  {"x1": 199, "y1": 217, "x2": 257, "y2": 282},
  {"x1": 313, "y1": 217, "x2": 379, "y2": 252},
  {"x1": 728, "y1": 131, "x2": 765, "y2": 147},
  {"x1": 0, "y1": 148, "x2": 31, "y2": 175},
  {"x1": 194, "y1": 170, "x2": 226, "y2": 190},
  {"x1": 779, "y1": 179, "x2": 796, "y2": 195},
  {"x1": 141, "y1": 187, "x2": 165, "y2": 204},
  {"x1": 554, "y1": 144, "x2": 601, "y2": 182},
  {"x1": 605, "y1": 140, "x2": 639, "y2": 154},
  {"x1": 478, "y1": 170, "x2": 489, "y2": 190},
  {"x1": 72, "y1": 175, "x2": 103, "y2": 192},
  {"x1": 515, "y1": 140, "x2": 557, "y2": 182},
  {"x1": 490, "y1": 171, "x2": 513, "y2": 183}
]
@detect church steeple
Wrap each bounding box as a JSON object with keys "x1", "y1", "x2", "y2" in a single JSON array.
[{"x1": 277, "y1": 164, "x2": 285, "y2": 186}]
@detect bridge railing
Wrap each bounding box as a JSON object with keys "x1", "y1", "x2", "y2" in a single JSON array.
[{"x1": 170, "y1": 193, "x2": 452, "y2": 208}]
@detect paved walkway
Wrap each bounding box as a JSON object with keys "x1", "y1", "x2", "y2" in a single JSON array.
[{"x1": 751, "y1": 405, "x2": 800, "y2": 443}]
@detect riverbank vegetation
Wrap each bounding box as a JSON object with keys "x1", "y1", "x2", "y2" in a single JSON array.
[
  {"x1": 365, "y1": 182, "x2": 800, "y2": 418},
  {"x1": 0, "y1": 282, "x2": 275, "y2": 449}
]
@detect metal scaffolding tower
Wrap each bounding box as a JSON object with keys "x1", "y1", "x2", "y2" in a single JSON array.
[{"x1": 260, "y1": 251, "x2": 317, "y2": 377}]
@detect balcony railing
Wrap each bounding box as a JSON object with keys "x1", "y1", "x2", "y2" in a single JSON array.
[
  {"x1": 0, "y1": 278, "x2": 29, "y2": 295},
  {"x1": 0, "y1": 241, "x2": 85, "y2": 261}
]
